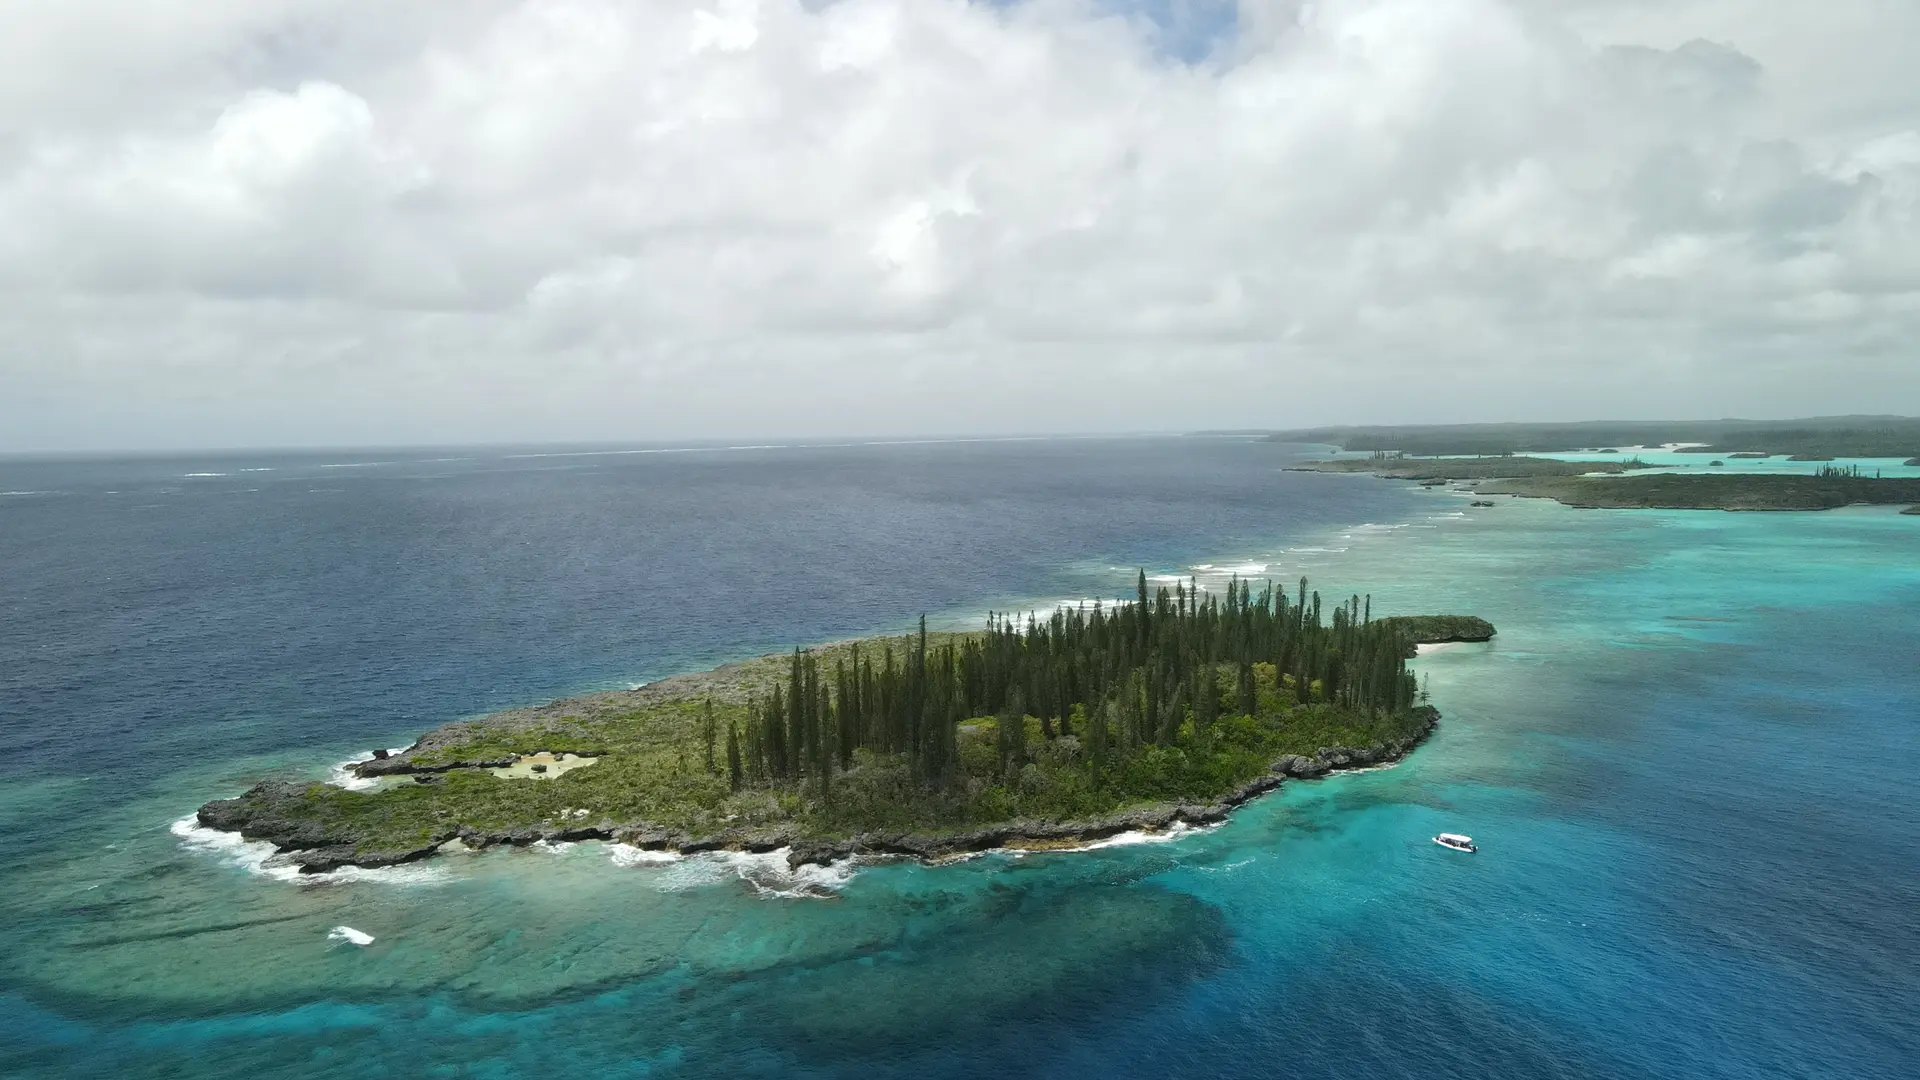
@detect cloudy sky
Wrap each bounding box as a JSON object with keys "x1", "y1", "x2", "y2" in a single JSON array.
[{"x1": 3, "y1": 0, "x2": 1918, "y2": 451}]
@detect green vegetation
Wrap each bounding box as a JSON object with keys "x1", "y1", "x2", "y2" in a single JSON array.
[
  {"x1": 201, "y1": 578, "x2": 1485, "y2": 868},
  {"x1": 1682, "y1": 427, "x2": 1920, "y2": 458},
  {"x1": 1287, "y1": 450, "x2": 1920, "y2": 512},
  {"x1": 1482, "y1": 474, "x2": 1920, "y2": 511},
  {"x1": 1288, "y1": 456, "x2": 1644, "y2": 480},
  {"x1": 1378, "y1": 615, "x2": 1496, "y2": 645},
  {"x1": 1266, "y1": 416, "x2": 1920, "y2": 460}
]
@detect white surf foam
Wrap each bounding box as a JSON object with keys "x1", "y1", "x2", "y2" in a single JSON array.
[
  {"x1": 326, "y1": 748, "x2": 410, "y2": 791},
  {"x1": 607, "y1": 845, "x2": 855, "y2": 899},
  {"x1": 1216, "y1": 562, "x2": 1270, "y2": 575},
  {"x1": 182, "y1": 472, "x2": 228, "y2": 478},
  {"x1": 1083, "y1": 822, "x2": 1207, "y2": 849},
  {"x1": 328, "y1": 925, "x2": 375, "y2": 946},
  {"x1": 999, "y1": 820, "x2": 1214, "y2": 856},
  {"x1": 725, "y1": 850, "x2": 857, "y2": 898},
  {"x1": 974, "y1": 599, "x2": 1139, "y2": 635},
  {"x1": 607, "y1": 844, "x2": 684, "y2": 867},
  {"x1": 170, "y1": 815, "x2": 448, "y2": 886}
]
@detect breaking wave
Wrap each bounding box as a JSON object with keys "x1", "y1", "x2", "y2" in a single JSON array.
[
  {"x1": 326, "y1": 749, "x2": 410, "y2": 791},
  {"x1": 169, "y1": 815, "x2": 448, "y2": 886},
  {"x1": 607, "y1": 844, "x2": 855, "y2": 899}
]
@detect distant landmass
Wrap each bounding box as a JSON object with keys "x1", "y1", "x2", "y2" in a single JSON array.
[
  {"x1": 1265, "y1": 416, "x2": 1920, "y2": 460},
  {"x1": 1290, "y1": 456, "x2": 1651, "y2": 480},
  {"x1": 1289, "y1": 457, "x2": 1920, "y2": 512},
  {"x1": 1482, "y1": 474, "x2": 1920, "y2": 511}
]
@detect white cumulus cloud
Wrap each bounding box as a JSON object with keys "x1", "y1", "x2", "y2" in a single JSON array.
[{"x1": 1, "y1": 0, "x2": 1917, "y2": 450}]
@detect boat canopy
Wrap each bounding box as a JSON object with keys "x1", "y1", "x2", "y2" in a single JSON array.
[{"x1": 1437, "y1": 833, "x2": 1473, "y2": 844}]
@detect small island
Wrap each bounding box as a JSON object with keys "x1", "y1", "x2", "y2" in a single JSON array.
[{"x1": 197, "y1": 577, "x2": 1494, "y2": 872}]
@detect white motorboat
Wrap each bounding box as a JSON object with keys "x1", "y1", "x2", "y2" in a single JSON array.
[{"x1": 1433, "y1": 833, "x2": 1477, "y2": 853}]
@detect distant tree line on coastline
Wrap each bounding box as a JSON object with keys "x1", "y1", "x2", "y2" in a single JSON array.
[{"x1": 1266, "y1": 417, "x2": 1920, "y2": 460}]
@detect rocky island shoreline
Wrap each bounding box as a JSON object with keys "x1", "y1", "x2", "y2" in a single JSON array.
[
  {"x1": 193, "y1": 582, "x2": 1492, "y2": 876},
  {"x1": 199, "y1": 708, "x2": 1438, "y2": 873}
]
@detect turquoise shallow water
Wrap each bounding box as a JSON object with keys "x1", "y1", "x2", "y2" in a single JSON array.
[
  {"x1": 2, "y1": 443, "x2": 1916, "y2": 1078},
  {"x1": 1326, "y1": 444, "x2": 1920, "y2": 477},
  {"x1": 1529, "y1": 447, "x2": 1920, "y2": 478}
]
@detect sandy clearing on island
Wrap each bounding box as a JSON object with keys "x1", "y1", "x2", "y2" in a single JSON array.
[{"x1": 489, "y1": 752, "x2": 598, "y2": 780}]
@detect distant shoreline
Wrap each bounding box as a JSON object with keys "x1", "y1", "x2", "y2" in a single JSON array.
[
  {"x1": 1287, "y1": 458, "x2": 1920, "y2": 513},
  {"x1": 1264, "y1": 417, "x2": 1920, "y2": 461}
]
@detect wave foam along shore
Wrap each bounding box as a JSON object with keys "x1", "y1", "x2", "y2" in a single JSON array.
[
  {"x1": 328, "y1": 748, "x2": 411, "y2": 791},
  {"x1": 607, "y1": 844, "x2": 856, "y2": 899},
  {"x1": 169, "y1": 815, "x2": 449, "y2": 887}
]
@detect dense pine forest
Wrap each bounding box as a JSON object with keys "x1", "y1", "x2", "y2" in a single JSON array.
[{"x1": 729, "y1": 574, "x2": 1432, "y2": 827}]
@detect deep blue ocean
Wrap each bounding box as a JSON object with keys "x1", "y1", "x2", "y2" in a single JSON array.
[{"x1": 1, "y1": 436, "x2": 1915, "y2": 1079}]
